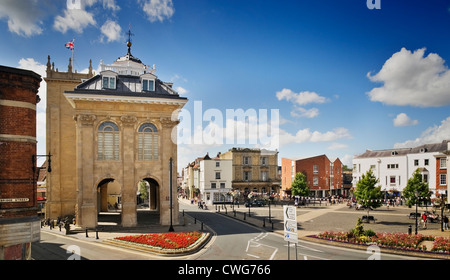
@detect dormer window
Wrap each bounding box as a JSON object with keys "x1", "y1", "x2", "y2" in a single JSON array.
[
  {"x1": 101, "y1": 70, "x2": 118, "y2": 90},
  {"x1": 102, "y1": 76, "x2": 116, "y2": 89},
  {"x1": 140, "y1": 73, "x2": 156, "y2": 92},
  {"x1": 142, "y1": 79, "x2": 155, "y2": 91}
]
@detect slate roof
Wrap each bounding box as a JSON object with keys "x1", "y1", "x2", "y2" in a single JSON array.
[
  {"x1": 354, "y1": 140, "x2": 449, "y2": 159},
  {"x1": 65, "y1": 74, "x2": 186, "y2": 101}
]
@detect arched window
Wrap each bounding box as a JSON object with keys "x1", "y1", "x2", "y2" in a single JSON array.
[
  {"x1": 138, "y1": 123, "x2": 159, "y2": 161},
  {"x1": 98, "y1": 121, "x2": 119, "y2": 160}
]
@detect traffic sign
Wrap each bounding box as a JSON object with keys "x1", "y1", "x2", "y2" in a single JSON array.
[{"x1": 283, "y1": 205, "x2": 298, "y2": 244}]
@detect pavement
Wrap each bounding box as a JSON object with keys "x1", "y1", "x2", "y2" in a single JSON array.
[
  {"x1": 39, "y1": 207, "x2": 209, "y2": 244},
  {"x1": 38, "y1": 198, "x2": 450, "y2": 258}
]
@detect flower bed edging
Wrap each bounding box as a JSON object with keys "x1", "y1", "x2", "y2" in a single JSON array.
[
  {"x1": 301, "y1": 234, "x2": 450, "y2": 260},
  {"x1": 104, "y1": 232, "x2": 211, "y2": 255}
]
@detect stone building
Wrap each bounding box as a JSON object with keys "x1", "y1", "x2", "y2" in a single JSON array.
[
  {"x1": 0, "y1": 65, "x2": 42, "y2": 260},
  {"x1": 45, "y1": 41, "x2": 187, "y2": 228},
  {"x1": 219, "y1": 148, "x2": 281, "y2": 199}
]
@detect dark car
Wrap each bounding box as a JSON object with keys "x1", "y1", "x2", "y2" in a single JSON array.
[{"x1": 245, "y1": 200, "x2": 266, "y2": 207}]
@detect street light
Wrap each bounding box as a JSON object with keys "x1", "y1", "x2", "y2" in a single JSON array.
[
  {"x1": 414, "y1": 191, "x2": 419, "y2": 235},
  {"x1": 168, "y1": 157, "x2": 174, "y2": 232}
]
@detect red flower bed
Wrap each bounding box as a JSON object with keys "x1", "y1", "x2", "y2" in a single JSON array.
[
  {"x1": 316, "y1": 231, "x2": 450, "y2": 253},
  {"x1": 114, "y1": 232, "x2": 203, "y2": 250}
]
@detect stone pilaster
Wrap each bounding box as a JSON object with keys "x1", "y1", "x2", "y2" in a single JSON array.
[
  {"x1": 75, "y1": 114, "x2": 97, "y2": 228},
  {"x1": 120, "y1": 115, "x2": 137, "y2": 227},
  {"x1": 159, "y1": 118, "x2": 180, "y2": 225}
]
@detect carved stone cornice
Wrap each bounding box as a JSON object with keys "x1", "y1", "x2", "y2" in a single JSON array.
[
  {"x1": 160, "y1": 117, "x2": 180, "y2": 129},
  {"x1": 120, "y1": 115, "x2": 137, "y2": 127},
  {"x1": 76, "y1": 114, "x2": 97, "y2": 126}
]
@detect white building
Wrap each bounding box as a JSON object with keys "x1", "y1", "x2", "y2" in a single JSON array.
[
  {"x1": 352, "y1": 140, "x2": 449, "y2": 198},
  {"x1": 199, "y1": 155, "x2": 233, "y2": 205}
]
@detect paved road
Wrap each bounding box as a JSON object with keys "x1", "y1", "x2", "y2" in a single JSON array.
[
  {"x1": 31, "y1": 200, "x2": 439, "y2": 260},
  {"x1": 180, "y1": 202, "x2": 423, "y2": 260}
]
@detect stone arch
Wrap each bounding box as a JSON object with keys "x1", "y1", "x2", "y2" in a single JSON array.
[
  {"x1": 138, "y1": 177, "x2": 161, "y2": 211},
  {"x1": 96, "y1": 177, "x2": 121, "y2": 213}
]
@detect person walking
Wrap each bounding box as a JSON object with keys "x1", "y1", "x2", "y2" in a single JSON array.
[{"x1": 421, "y1": 213, "x2": 427, "y2": 229}]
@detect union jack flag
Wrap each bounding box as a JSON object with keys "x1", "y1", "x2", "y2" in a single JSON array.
[{"x1": 65, "y1": 39, "x2": 75, "y2": 51}]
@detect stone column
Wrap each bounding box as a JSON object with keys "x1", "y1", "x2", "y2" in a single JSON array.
[
  {"x1": 120, "y1": 115, "x2": 137, "y2": 227},
  {"x1": 160, "y1": 118, "x2": 180, "y2": 226},
  {"x1": 75, "y1": 114, "x2": 97, "y2": 228}
]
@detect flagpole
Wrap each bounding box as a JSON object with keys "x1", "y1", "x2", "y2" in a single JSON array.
[{"x1": 72, "y1": 38, "x2": 75, "y2": 71}]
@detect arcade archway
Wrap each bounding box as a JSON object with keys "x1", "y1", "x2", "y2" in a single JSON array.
[
  {"x1": 97, "y1": 178, "x2": 121, "y2": 213},
  {"x1": 138, "y1": 178, "x2": 160, "y2": 211}
]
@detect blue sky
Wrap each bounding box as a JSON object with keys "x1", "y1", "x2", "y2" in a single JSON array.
[{"x1": 1, "y1": 0, "x2": 450, "y2": 170}]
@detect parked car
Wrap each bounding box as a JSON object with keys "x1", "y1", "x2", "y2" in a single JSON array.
[{"x1": 245, "y1": 200, "x2": 266, "y2": 207}]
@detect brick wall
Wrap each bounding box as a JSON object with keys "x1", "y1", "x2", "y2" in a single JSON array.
[{"x1": 0, "y1": 65, "x2": 41, "y2": 218}]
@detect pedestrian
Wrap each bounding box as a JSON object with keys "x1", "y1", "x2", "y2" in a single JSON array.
[
  {"x1": 422, "y1": 213, "x2": 427, "y2": 229},
  {"x1": 444, "y1": 215, "x2": 449, "y2": 231}
]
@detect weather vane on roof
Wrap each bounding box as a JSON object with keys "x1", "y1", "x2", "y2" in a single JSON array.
[{"x1": 126, "y1": 24, "x2": 134, "y2": 55}]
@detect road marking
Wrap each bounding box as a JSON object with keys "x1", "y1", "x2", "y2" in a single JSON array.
[{"x1": 246, "y1": 233, "x2": 278, "y2": 260}]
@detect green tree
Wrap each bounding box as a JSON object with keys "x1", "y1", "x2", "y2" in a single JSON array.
[
  {"x1": 138, "y1": 181, "x2": 149, "y2": 201},
  {"x1": 291, "y1": 172, "x2": 310, "y2": 197},
  {"x1": 403, "y1": 169, "x2": 431, "y2": 207},
  {"x1": 354, "y1": 169, "x2": 383, "y2": 216}
]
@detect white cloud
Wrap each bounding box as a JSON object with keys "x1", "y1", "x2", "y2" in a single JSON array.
[
  {"x1": 279, "y1": 127, "x2": 351, "y2": 146},
  {"x1": 140, "y1": 0, "x2": 175, "y2": 23},
  {"x1": 18, "y1": 58, "x2": 47, "y2": 111},
  {"x1": 176, "y1": 86, "x2": 188, "y2": 95},
  {"x1": 102, "y1": 0, "x2": 120, "y2": 11},
  {"x1": 340, "y1": 154, "x2": 353, "y2": 167},
  {"x1": 393, "y1": 113, "x2": 418, "y2": 127},
  {"x1": 290, "y1": 107, "x2": 319, "y2": 118},
  {"x1": 276, "y1": 88, "x2": 329, "y2": 105},
  {"x1": 276, "y1": 88, "x2": 329, "y2": 119},
  {"x1": 367, "y1": 48, "x2": 450, "y2": 107},
  {"x1": 328, "y1": 142, "x2": 348, "y2": 150},
  {"x1": 100, "y1": 19, "x2": 122, "y2": 43},
  {"x1": 0, "y1": 0, "x2": 44, "y2": 36},
  {"x1": 394, "y1": 116, "x2": 450, "y2": 148},
  {"x1": 54, "y1": 8, "x2": 96, "y2": 34}
]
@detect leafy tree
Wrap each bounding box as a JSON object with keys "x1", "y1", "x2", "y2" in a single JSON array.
[
  {"x1": 291, "y1": 172, "x2": 310, "y2": 197},
  {"x1": 354, "y1": 169, "x2": 383, "y2": 216},
  {"x1": 138, "y1": 181, "x2": 149, "y2": 201},
  {"x1": 403, "y1": 169, "x2": 431, "y2": 207}
]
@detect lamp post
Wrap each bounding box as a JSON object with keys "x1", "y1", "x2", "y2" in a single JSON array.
[
  {"x1": 414, "y1": 191, "x2": 419, "y2": 235},
  {"x1": 168, "y1": 157, "x2": 174, "y2": 232}
]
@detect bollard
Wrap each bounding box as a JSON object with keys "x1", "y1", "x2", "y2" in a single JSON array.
[
  {"x1": 96, "y1": 229, "x2": 99, "y2": 239},
  {"x1": 183, "y1": 209, "x2": 185, "y2": 217},
  {"x1": 244, "y1": 213, "x2": 246, "y2": 220},
  {"x1": 408, "y1": 225, "x2": 412, "y2": 235},
  {"x1": 201, "y1": 222, "x2": 204, "y2": 231},
  {"x1": 194, "y1": 217, "x2": 197, "y2": 224},
  {"x1": 234, "y1": 210, "x2": 236, "y2": 217},
  {"x1": 263, "y1": 218, "x2": 266, "y2": 227},
  {"x1": 86, "y1": 228, "x2": 89, "y2": 238}
]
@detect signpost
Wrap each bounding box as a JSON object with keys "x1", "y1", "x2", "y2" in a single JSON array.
[{"x1": 283, "y1": 205, "x2": 298, "y2": 260}]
